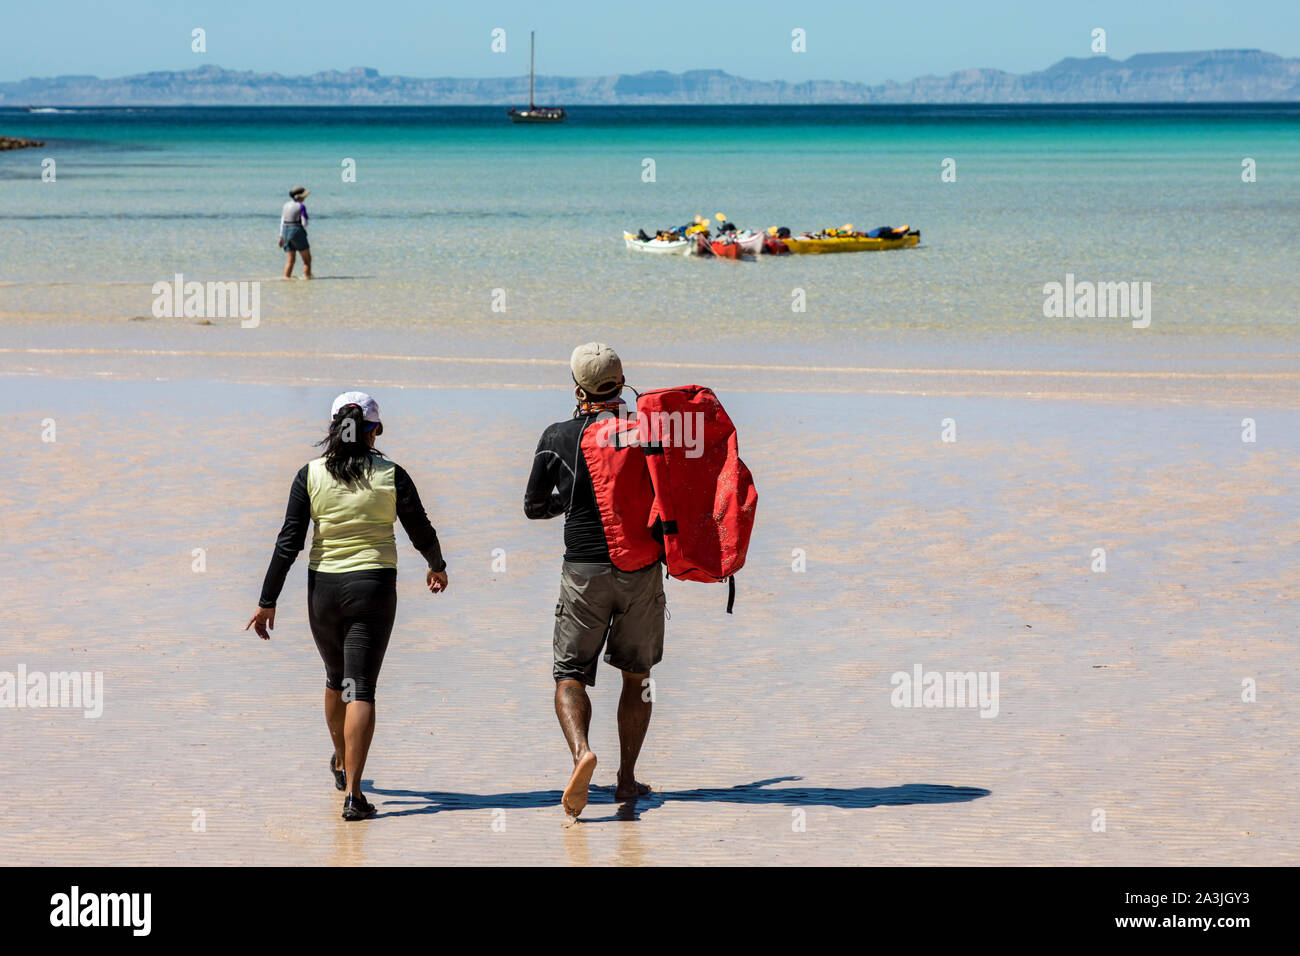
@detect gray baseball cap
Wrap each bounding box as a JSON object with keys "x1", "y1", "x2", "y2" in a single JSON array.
[{"x1": 570, "y1": 342, "x2": 623, "y2": 394}]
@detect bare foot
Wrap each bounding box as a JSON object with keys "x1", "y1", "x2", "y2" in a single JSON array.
[
  {"x1": 303, "y1": 271, "x2": 313, "y2": 280},
  {"x1": 614, "y1": 777, "x2": 652, "y2": 801},
  {"x1": 563, "y1": 751, "x2": 597, "y2": 818}
]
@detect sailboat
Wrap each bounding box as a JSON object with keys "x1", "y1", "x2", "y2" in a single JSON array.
[{"x1": 508, "y1": 31, "x2": 566, "y2": 123}]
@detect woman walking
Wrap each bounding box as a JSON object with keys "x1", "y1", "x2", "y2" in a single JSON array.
[
  {"x1": 246, "y1": 391, "x2": 449, "y2": 820},
  {"x1": 278, "y1": 185, "x2": 313, "y2": 279}
]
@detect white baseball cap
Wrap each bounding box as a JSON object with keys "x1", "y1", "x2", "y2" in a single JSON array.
[{"x1": 330, "y1": 390, "x2": 381, "y2": 423}]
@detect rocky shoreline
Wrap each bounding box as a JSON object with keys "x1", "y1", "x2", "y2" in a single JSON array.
[{"x1": 0, "y1": 135, "x2": 44, "y2": 150}]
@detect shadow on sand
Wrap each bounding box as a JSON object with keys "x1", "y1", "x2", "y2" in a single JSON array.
[{"x1": 365, "y1": 776, "x2": 990, "y2": 822}]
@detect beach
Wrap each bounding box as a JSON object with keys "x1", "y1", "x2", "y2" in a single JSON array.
[
  {"x1": 1, "y1": 105, "x2": 1297, "y2": 865},
  {"x1": 2, "y1": 353, "x2": 1297, "y2": 865}
]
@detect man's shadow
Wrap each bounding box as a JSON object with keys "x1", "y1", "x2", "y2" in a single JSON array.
[{"x1": 366, "y1": 776, "x2": 990, "y2": 822}]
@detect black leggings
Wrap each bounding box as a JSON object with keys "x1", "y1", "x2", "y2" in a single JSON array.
[{"x1": 307, "y1": 568, "x2": 397, "y2": 703}]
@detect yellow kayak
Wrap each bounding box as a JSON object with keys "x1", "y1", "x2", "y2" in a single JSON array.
[{"x1": 784, "y1": 231, "x2": 920, "y2": 254}]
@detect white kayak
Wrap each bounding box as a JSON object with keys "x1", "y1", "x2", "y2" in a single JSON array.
[
  {"x1": 624, "y1": 231, "x2": 692, "y2": 255},
  {"x1": 703, "y1": 230, "x2": 764, "y2": 258}
]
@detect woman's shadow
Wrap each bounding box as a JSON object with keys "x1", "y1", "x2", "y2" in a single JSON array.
[{"x1": 366, "y1": 776, "x2": 990, "y2": 822}]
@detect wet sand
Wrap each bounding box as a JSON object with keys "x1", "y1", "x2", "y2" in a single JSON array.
[{"x1": 2, "y1": 348, "x2": 1297, "y2": 865}]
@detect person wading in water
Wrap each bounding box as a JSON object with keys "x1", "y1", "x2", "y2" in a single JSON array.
[{"x1": 278, "y1": 185, "x2": 313, "y2": 279}]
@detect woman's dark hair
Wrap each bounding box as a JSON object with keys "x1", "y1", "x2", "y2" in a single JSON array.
[{"x1": 316, "y1": 404, "x2": 380, "y2": 483}]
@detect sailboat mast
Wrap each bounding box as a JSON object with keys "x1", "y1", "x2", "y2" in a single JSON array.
[{"x1": 529, "y1": 31, "x2": 535, "y2": 109}]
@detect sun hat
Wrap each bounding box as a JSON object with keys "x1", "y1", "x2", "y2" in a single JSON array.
[{"x1": 289, "y1": 186, "x2": 310, "y2": 200}]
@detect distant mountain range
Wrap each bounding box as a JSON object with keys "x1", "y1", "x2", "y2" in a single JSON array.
[{"x1": 2, "y1": 50, "x2": 1298, "y2": 106}]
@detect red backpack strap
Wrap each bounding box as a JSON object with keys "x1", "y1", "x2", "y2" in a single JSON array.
[{"x1": 580, "y1": 414, "x2": 664, "y2": 571}]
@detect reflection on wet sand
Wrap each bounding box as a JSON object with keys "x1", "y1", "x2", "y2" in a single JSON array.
[{"x1": 4, "y1": 374, "x2": 1297, "y2": 865}]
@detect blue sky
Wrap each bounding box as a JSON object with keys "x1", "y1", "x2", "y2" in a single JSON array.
[{"x1": 3, "y1": 0, "x2": 1298, "y2": 83}]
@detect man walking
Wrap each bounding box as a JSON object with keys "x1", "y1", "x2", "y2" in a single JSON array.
[{"x1": 524, "y1": 343, "x2": 665, "y2": 820}]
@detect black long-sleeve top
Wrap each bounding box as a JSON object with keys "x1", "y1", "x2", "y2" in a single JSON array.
[
  {"x1": 259, "y1": 461, "x2": 446, "y2": 607},
  {"x1": 524, "y1": 413, "x2": 612, "y2": 563}
]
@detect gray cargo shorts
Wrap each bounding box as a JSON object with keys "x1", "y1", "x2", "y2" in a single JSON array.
[{"x1": 553, "y1": 560, "x2": 666, "y2": 686}]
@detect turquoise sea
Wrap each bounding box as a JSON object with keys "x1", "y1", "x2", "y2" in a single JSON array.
[{"x1": 0, "y1": 104, "x2": 1297, "y2": 369}]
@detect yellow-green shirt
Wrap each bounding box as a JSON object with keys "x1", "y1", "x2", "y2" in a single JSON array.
[{"x1": 307, "y1": 455, "x2": 398, "y2": 572}]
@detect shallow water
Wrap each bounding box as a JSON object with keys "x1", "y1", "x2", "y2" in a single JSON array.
[{"x1": 1, "y1": 105, "x2": 1298, "y2": 359}]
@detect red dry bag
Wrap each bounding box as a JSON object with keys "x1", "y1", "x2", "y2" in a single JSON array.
[
  {"x1": 579, "y1": 413, "x2": 665, "y2": 572},
  {"x1": 635, "y1": 386, "x2": 757, "y2": 612}
]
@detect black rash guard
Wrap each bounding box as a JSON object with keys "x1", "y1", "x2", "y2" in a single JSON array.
[
  {"x1": 259, "y1": 462, "x2": 446, "y2": 608},
  {"x1": 524, "y1": 412, "x2": 613, "y2": 564}
]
